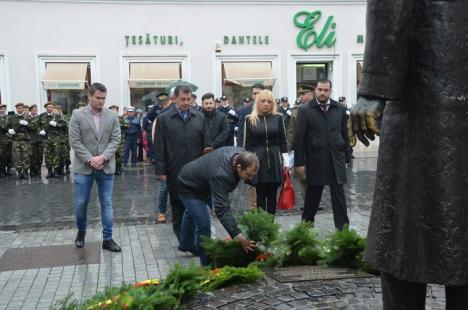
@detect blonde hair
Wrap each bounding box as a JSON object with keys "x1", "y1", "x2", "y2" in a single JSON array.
[{"x1": 248, "y1": 89, "x2": 277, "y2": 127}]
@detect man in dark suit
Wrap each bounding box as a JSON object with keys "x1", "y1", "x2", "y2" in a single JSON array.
[
  {"x1": 294, "y1": 79, "x2": 351, "y2": 229},
  {"x1": 201, "y1": 92, "x2": 229, "y2": 153},
  {"x1": 154, "y1": 85, "x2": 207, "y2": 240}
]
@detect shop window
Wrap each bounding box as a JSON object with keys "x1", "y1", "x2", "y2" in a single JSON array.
[
  {"x1": 42, "y1": 62, "x2": 91, "y2": 116},
  {"x1": 128, "y1": 62, "x2": 181, "y2": 111},
  {"x1": 296, "y1": 63, "x2": 328, "y2": 97},
  {"x1": 222, "y1": 61, "x2": 275, "y2": 107}
]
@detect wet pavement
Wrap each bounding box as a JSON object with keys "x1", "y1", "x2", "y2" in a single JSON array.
[
  {"x1": 0, "y1": 154, "x2": 448, "y2": 309},
  {"x1": 0, "y1": 155, "x2": 376, "y2": 232}
]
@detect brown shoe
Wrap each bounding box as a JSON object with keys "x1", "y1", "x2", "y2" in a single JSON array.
[{"x1": 158, "y1": 213, "x2": 166, "y2": 223}]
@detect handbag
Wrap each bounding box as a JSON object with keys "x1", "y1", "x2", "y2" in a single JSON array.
[{"x1": 277, "y1": 167, "x2": 296, "y2": 210}]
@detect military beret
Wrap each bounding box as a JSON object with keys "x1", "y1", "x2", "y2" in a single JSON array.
[
  {"x1": 242, "y1": 98, "x2": 251, "y2": 103},
  {"x1": 215, "y1": 98, "x2": 221, "y2": 103},
  {"x1": 127, "y1": 106, "x2": 135, "y2": 112},
  {"x1": 0, "y1": 104, "x2": 6, "y2": 108},
  {"x1": 29, "y1": 104, "x2": 37, "y2": 110},
  {"x1": 281, "y1": 97, "x2": 288, "y2": 102},
  {"x1": 108, "y1": 105, "x2": 119, "y2": 110},
  {"x1": 15, "y1": 102, "x2": 24, "y2": 107},
  {"x1": 220, "y1": 95, "x2": 228, "y2": 101}
]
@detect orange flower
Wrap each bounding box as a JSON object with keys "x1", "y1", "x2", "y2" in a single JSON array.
[
  {"x1": 255, "y1": 253, "x2": 271, "y2": 262},
  {"x1": 133, "y1": 279, "x2": 160, "y2": 287},
  {"x1": 210, "y1": 268, "x2": 222, "y2": 276}
]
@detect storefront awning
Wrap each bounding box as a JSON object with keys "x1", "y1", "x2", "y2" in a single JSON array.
[
  {"x1": 42, "y1": 63, "x2": 89, "y2": 90},
  {"x1": 128, "y1": 62, "x2": 181, "y2": 88},
  {"x1": 223, "y1": 62, "x2": 275, "y2": 87}
]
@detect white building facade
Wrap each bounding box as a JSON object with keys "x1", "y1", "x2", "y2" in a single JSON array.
[{"x1": 0, "y1": 0, "x2": 366, "y2": 113}]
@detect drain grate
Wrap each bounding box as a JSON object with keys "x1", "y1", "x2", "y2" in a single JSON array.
[
  {"x1": 264, "y1": 265, "x2": 372, "y2": 282},
  {"x1": 0, "y1": 243, "x2": 101, "y2": 272}
]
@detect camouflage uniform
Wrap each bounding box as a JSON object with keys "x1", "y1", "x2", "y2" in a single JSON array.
[
  {"x1": 0, "y1": 114, "x2": 11, "y2": 177},
  {"x1": 6, "y1": 113, "x2": 34, "y2": 177},
  {"x1": 115, "y1": 115, "x2": 128, "y2": 174},
  {"x1": 29, "y1": 114, "x2": 44, "y2": 177},
  {"x1": 38, "y1": 112, "x2": 65, "y2": 177}
]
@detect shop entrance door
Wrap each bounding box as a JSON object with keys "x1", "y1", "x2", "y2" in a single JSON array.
[{"x1": 295, "y1": 62, "x2": 329, "y2": 98}]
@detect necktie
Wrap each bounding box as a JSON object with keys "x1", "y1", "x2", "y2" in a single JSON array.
[
  {"x1": 181, "y1": 111, "x2": 187, "y2": 120},
  {"x1": 320, "y1": 104, "x2": 328, "y2": 113}
]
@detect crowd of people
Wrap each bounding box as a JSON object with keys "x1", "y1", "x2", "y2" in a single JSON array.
[{"x1": 0, "y1": 80, "x2": 354, "y2": 263}]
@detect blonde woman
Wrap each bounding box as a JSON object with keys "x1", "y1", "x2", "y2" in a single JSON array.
[{"x1": 243, "y1": 89, "x2": 288, "y2": 215}]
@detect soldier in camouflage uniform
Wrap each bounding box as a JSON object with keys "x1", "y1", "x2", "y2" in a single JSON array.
[
  {"x1": 6, "y1": 102, "x2": 35, "y2": 179},
  {"x1": 0, "y1": 104, "x2": 11, "y2": 178},
  {"x1": 54, "y1": 105, "x2": 70, "y2": 175},
  {"x1": 109, "y1": 105, "x2": 128, "y2": 175},
  {"x1": 28, "y1": 104, "x2": 44, "y2": 177},
  {"x1": 38, "y1": 102, "x2": 66, "y2": 178}
]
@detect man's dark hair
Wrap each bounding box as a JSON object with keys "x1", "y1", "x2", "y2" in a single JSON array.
[
  {"x1": 88, "y1": 83, "x2": 107, "y2": 95},
  {"x1": 251, "y1": 83, "x2": 265, "y2": 91},
  {"x1": 191, "y1": 93, "x2": 197, "y2": 99},
  {"x1": 317, "y1": 79, "x2": 332, "y2": 89},
  {"x1": 174, "y1": 85, "x2": 192, "y2": 97},
  {"x1": 235, "y1": 151, "x2": 259, "y2": 170},
  {"x1": 201, "y1": 92, "x2": 215, "y2": 102}
]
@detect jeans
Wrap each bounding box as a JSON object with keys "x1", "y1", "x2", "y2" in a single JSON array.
[
  {"x1": 179, "y1": 198, "x2": 211, "y2": 266},
  {"x1": 74, "y1": 170, "x2": 114, "y2": 240},
  {"x1": 123, "y1": 135, "x2": 138, "y2": 165},
  {"x1": 156, "y1": 180, "x2": 168, "y2": 213}
]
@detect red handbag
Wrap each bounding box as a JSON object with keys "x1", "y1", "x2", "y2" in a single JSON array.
[{"x1": 278, "y1": 167, "x2": 296, "y2": 210}]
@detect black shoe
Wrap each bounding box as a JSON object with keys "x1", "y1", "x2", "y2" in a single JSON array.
[
  {"x1": 75, "y1": 230, "x2": 86, "y2": 248},
  {"x1": 65, "y1": 166, "x2": 70, "y2": 174},
  {"x1": 178, "y1": 245, "x2": 199, "y2": 256},
  {"x1": 102, "y1": 239, "x2": 121, "y2": 252},
  {"x1": 29, "y1": 168, "x2": 36, "y2": 177},
  {"x1": 46, "y1": 167, "x2": 55, "y2": 179}
]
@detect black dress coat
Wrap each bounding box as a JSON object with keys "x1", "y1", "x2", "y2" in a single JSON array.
[
  {"x1": 243, "y1": 113, "x2": 287, "y2": 186},
  {"x1": 360, "y1": 0, "x2": 468, "y2": 285},
  {"x1": 294, "y1": 99, "x2": 350, "y2": 185},
  {"x1": 203, "y1": 109, "x2": 229, "y2": 149},
  {"x1": 154, "y1": 104, "x2": 207, "y2": 196}
]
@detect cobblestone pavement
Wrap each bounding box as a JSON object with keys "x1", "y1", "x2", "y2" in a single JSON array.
[{"x1": 0, "y1": 154, "x2": 447, "y2": 309}]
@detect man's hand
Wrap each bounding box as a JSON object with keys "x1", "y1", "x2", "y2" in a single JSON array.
[
  {"x1": 19, "y1": 120, "x2": 28, "y2": 126},
  {"x1": 203, "y1": 147, "x2": 214, "y2": 155},
  {"x1": 157, "y1": 175, "x2": 167, "y2": 181},
  {"x1": 348, "y1": 97, "x2": 385, "y2": 147},
  {"x1": 89, "y1": 155, "x2": 105, "y2": 170},
  {"x1": 49, "y1": 120, "x2": 57, "y2": 127},
  {"x1": 295, "y1": 165, "x2": 305, "y2": 176},
  {"x1": 8, "y1": 129, "x2": 16, "y2": 135},
  {"x1": 39, "y1": 130, "x2": 46, "y2": 136},
  {"x1": 235, "y1": 234, "x2": 257, "y2": 253}
]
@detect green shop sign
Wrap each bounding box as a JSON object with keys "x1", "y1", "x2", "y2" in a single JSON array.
[
  {"x1": 294, "y1": 10, "x2": 336, "y2": 51},
  {"x1": 223, "y1": 35, "x2": 269, "y2": 45},
  {"x1": 125, "y1": 34, "x2": 183, "y2": 47}
]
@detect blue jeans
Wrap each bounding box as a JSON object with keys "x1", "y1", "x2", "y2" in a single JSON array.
[
  {"x1": 156, "y1": 180, "x2": 168, "y2": 213},
  {"x1": 179, "y1": 198, "x2": 211, "y2": 266},
  {"x1": 124, "y1": 135, "x2": 138, "y2": 165},
  {"x1": 74, "y1": 170, "x2": 114, "y2": 240}
]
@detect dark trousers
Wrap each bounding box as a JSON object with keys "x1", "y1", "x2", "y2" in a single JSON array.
[
  {"x1": 256, "y1": 183, "x2": 278, "y2": 215},
  {"x1": 168, "y1": 185, "x2": 186, "y2": 241},
  {"x1": 123, "y1": 136, "x2": 138, "y2": 165},
  {"x1": 381, "y1": 272, "x2": 468, "y2": 310},
  {"x1": 302, "y1": 183, "x2": 349, "y2": 229}
]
